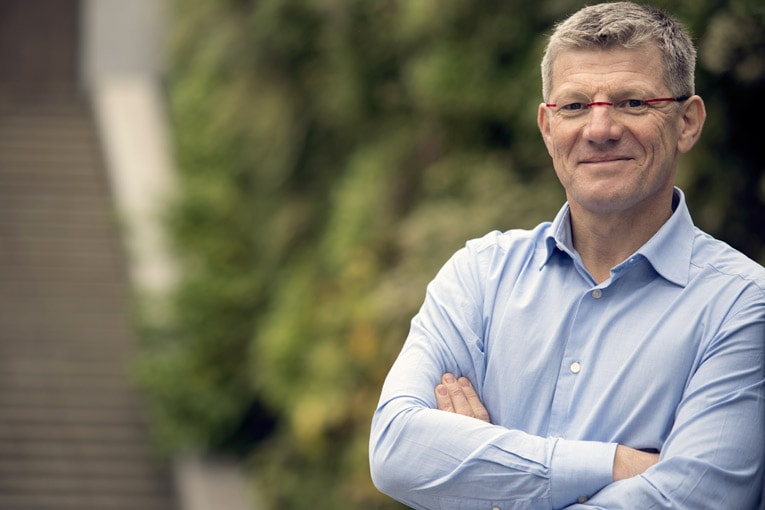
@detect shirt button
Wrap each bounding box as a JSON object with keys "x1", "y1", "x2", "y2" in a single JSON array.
[
  {"x1": 570, "y1": 362, "x2": 582, "y2": 374},
  {"x1": 492, "y1": 507, "x2": 501, "y2": 510},
  {"x1": 577, "y1": 496, "x2": 589, "y2": 503},
  {"x1": 591, "y1": 289, "x2": 602, "y2": 299}
]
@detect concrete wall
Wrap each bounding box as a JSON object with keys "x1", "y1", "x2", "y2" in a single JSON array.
[
  {"x1": 81, "y1": 0, "x2": 176, "y2": 295},
  {"x1": 81, "y1": 0, "x2": 167, "y2": 82}
]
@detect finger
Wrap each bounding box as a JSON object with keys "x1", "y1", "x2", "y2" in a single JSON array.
[
  {"x1": 457, "y1": 377, "x2": 491, "y2": 423},
  {"x1": 441, "y1": 373, "x2": 475, "y2": 418},
  {"x1": 435, "y1": 383, "x2": 453, "y2": 412}
]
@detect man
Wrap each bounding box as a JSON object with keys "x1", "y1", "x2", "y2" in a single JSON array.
[{"x1": 369, "y1": 2, "x2": 765, "y2": 509}]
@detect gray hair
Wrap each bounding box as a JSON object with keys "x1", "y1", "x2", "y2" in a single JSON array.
[{"x1": 541, "y1": 2, "x2": 697, "y2": 100}]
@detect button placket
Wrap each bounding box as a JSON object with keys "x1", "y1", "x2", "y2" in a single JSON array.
[{"x1": 548, "y1": 286, "x2": 602, "y2": 435}]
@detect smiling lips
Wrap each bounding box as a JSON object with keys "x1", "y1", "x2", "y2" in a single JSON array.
[{"x1": 580, "y1": 156, "x2": 632, "y2": 165}]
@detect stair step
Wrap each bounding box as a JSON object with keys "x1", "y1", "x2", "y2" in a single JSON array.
[
  {"x1": 0, "y1": 91, "x2": 177, "y2": 508},
  {"x1": 0, "y1": 493, "x2": 175, "y2": 510}
]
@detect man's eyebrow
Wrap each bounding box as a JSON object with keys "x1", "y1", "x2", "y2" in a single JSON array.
[{"x1": 551, "y1": 88, "x2": 654, "y2": 99}]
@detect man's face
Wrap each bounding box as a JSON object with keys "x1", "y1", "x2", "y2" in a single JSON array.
[{"x1": 538, "y1": 45, "x2": 701, "y2": 218}]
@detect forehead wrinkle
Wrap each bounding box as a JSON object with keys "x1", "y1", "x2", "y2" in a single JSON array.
[
  {"x1": 549, "y1": 47, "x2": 667, "y2": 100},
  {"x1": 552, "y1": 67, "x2": 659, "y2": 97}
]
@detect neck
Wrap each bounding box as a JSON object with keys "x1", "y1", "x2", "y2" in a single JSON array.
[{"x1": 569, "y1": 201, "x2": 673, "y2": 284}]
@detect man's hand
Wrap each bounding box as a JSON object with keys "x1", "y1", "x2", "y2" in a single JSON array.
[
  {"x1": 613, "y1": 445, "x2": 659, "y2": 481},
  {"x1": 435, "y1": 374, "x2": 659, "y2": 481},
  {"x1": 434, "y1": 373, "x2": 491, "y2": 423}
]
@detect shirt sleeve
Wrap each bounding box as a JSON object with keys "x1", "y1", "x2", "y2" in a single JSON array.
[
  {"x1": 564, "y1": 289, "x2": 765, "y2": 510},
  {"x1": 369, "y1": 240, "x2": 616, "y2": 509}
]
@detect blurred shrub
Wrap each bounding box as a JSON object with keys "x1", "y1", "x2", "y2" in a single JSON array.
[{"x1": 135, "y1": 0, "x2": 764, "y2": 508}]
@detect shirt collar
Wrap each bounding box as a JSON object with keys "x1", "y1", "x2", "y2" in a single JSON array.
[
  {"x1": 543, "y1": 187, "x2": 695, "y2": 287},
  {"x1": 544, "y1": 203, "x2": 575, "y2": 262}
]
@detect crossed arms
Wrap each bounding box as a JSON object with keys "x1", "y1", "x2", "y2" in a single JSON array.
[
  {"x1": 435, "y1": 373, "x2": 660, "y2": 483},
  {"x1": 371, "y1": 341, "x2": 764, "y2": 509},
  {"x1": 369, "y1": 234, "x2": 765, "y2": 509}
]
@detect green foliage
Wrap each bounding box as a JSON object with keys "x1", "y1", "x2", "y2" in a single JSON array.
[{"x1": 136, "y1": 0, "x2": 765, "y2": 508}]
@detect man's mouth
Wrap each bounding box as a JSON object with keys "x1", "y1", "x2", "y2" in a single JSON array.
[{"x1": 579, "y1": 156, "x2": 632, "y2": 165}]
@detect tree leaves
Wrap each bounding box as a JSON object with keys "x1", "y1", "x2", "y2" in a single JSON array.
[{"x1": 137, "y1": 0, "x2": 765, "y2": 507}]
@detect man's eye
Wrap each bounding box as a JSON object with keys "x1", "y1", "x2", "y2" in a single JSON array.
[
  {"x1": 561, "y1": 102, "x2": 587, "y2": 111},
  {"x1": 624, "y1": 99, "x2": 648, "y2": 108}
]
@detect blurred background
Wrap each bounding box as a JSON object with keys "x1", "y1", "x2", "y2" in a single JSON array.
[{"x1": 0, "y1": 0, "x2": 762, "y2": 509}]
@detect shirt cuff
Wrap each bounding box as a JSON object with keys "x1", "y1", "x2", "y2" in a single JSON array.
[{"x1": 550, "y1": 438, "x2": 617, "y2": 508}]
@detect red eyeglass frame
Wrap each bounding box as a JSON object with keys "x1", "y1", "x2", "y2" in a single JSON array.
[{"x1": 545, "y1": 96, "x2": 690, "y2": 109}]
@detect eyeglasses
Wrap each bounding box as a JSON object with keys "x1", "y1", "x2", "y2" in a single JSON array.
[{"x1": 545, "y1": 96, "x2": 690, "y2": 118}]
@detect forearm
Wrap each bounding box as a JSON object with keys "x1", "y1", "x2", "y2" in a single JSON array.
[
  {"x1": 566, "y1": 455, "x2": 764, "y2": 509},
  {"x1": 370, "y1": 394, "x2": 616, "y2": 509},
  {"x1": 431, "y1": 373, "x2": 658, "y2": 505},
  {"x1": 569, "y1": 311, "x2": 765, "y2": 509},
  {"x1": 612, "y1": 445, "x2": 659, "y2": 481}
]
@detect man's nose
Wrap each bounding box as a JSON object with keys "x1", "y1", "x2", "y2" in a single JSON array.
[{"x1": 583, "y1": 104, "x2": 623, "y2": 143}]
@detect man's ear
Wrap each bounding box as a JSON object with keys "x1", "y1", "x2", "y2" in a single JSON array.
[
  {"x1": 677, "y1": 95, "x2": 706, "y2": 154},
  {"x1": 538, "y1": 103, "x2": 554, "y2": 157}
]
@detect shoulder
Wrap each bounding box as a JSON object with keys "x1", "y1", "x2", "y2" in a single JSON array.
[
  {"x1": 463, "y1": 222, "x2": 552, "y2": 256},
  {"x1": 691, "y1": 228, "x2": 765, "y2": 296},
  {"x1": 438, "y1": 223, "x2": 554, "y2": 287}
]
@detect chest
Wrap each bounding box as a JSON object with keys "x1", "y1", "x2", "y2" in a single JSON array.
[{"x1": 479, "y1": 264, "x2": 714, "y2": 446}]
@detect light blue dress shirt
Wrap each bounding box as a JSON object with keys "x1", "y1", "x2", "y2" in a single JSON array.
[{"x1": 370, "y1": 188, "x2": 765, "y2": 509}]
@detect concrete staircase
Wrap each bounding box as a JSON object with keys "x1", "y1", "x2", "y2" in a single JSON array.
[{"x1": 0, "y1": 87, "x2": 178, "y2": 509}]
